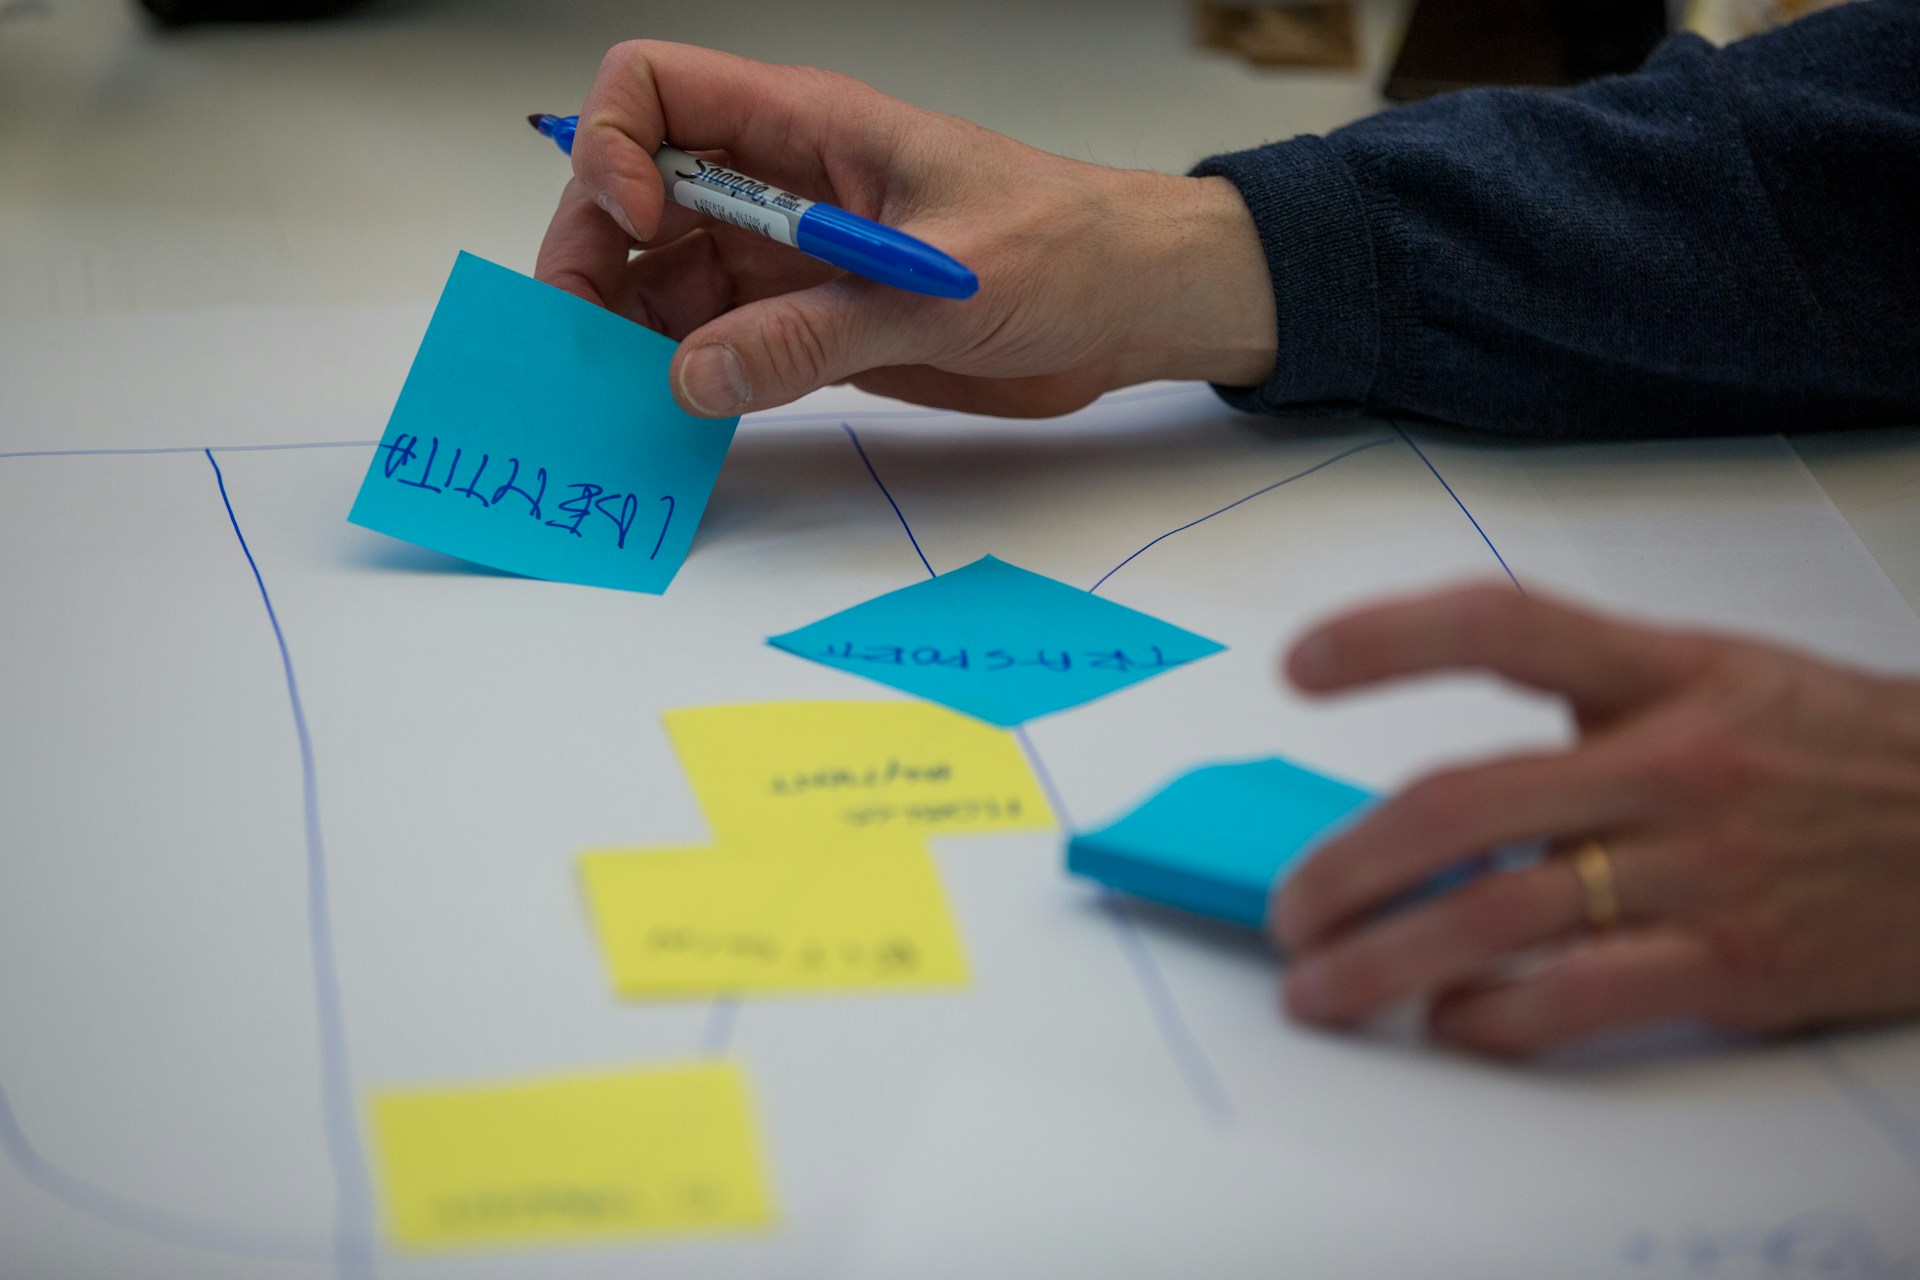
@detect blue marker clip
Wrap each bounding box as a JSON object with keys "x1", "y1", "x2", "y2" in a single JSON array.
[{"x1": 529, "y1": 114, "x2": 979, "y2": 300}]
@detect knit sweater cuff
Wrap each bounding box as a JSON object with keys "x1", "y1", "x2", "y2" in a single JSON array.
[{"x1": 1190, "y1": 134, "x2": 1380, "y2": 415}]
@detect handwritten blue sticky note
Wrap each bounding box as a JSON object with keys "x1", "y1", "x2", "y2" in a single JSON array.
[
  {"x1": 347, "y1": 252, "x2": 738, "y2": 594},
  {"x1": 1067, "y1": 758, "x2": 1374, "y2": 927},
  {"x1": 767, "y1": 556, "x2": 1225, "y2": 726}
]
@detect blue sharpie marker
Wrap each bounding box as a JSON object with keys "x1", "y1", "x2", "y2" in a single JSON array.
[{"x1": 528, "y1": 114, "x2": 979, "y2": 300}]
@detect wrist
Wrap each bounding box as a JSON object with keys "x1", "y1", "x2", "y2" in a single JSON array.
[{"x1": 1109, "y1": 170, "x2": 1277, "y2": 388}]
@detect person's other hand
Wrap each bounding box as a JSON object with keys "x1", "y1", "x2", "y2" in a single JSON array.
[
  {"x1": 1273, "y1": 584, "x2": 1920, "y2": 1056},
  {"x1": 536, "y1": 42, "x2": 1276, "y2": 419}
]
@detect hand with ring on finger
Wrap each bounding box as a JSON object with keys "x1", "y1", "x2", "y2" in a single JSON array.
[{"x1": 1270, "y1": 583, "x2": 1920, "y2": 1057}]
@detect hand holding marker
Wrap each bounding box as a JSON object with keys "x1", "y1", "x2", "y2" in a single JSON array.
[
  {"x1": 534, "y1": 46, "x2": 1277, "y2": 422},
  {"x1": 529, "y1": 114, "x2": 979, "y2": 300}
]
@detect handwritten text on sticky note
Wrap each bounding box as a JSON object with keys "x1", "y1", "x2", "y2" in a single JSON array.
[
  {"x1": 768, "y1": 556, "x2": 1225, "y2": 725},
  {"x1": 664, "y1": 700, "x2": 1054, "y2": 845},
  {"x1": 580, "y1": 841, "x2": 970, "y2": 997},
  {"x1": 348, "y1": 252, "x2": 738, "y2": 594},
  {"x1": 369, "y1": 1062, "x2": 775, "y2": 1248}
]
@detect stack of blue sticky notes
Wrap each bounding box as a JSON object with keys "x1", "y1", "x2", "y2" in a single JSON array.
[{"x1": 1067, "y1": 758, "x2": 1374, "y2": 928}]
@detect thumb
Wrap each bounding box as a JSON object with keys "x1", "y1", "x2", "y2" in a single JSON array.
[{"x1": 670, "y1": 281, "x2": 914, "y2": 417}]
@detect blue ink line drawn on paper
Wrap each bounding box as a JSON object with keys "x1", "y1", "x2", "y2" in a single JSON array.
[
  {"x1": 1390, "y1": 421, "x2": 1522, "y2": 595},
  {"x1": 0, "y1": 1086, "x2": 333, "y2": 1264},
  {"x1": 208, "y1": 451, "x2": 375, "y2": 1279},
  {"x1": 1088, "y1": 437, "x2": 1394, "y2": 594},
  {"x1": 842, "y1": 423, "x2": 935, "y2": 578},
  {"x1": 843, "y1": 434, "x2": 1236, "y2": 1129}
]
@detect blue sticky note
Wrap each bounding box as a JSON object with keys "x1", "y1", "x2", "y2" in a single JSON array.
[
  {"x1": 768, "y1": 556, "x2": 1225, "y2": 726},
  {"x1": 1067, "y1": 758, "x2": 1374, "y2": 927},
  {"x1": 347, "y1": 252, "x2": 738, "y2": 594}
]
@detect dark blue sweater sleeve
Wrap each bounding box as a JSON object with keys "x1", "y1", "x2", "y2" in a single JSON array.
[{"x1": 1192, "y1": 0, "x2": 1920, "y2": 437}]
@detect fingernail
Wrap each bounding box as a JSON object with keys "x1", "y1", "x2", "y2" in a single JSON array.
[
  {"x1": 1282, "y1": 963, "x2": 1329, "y2": 1021},
  {"x1": 1290, "y1": 632, "x2": 1335, "y2": 684},
  {"x1": 596, "y1": 190, "x2": 639, "y2": 241},
  {"x1": 678, "y1": 344, "x2": 751, "y2": 416},
  {"x1": 1267, "y1": 900, "x2": 1300, "y2": 954}
]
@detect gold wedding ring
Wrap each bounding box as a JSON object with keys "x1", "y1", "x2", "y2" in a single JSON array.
[{"x1": 1571, "y1": 840, "x2": 1621, "y2": 934}]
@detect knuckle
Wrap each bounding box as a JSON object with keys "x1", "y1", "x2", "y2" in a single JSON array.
[
  {"x1": 1649, "y1": 708, "x2": 1757, "y2": 804},
  {"x1": 1276, "y1": 854, "x2": 1353, "y2": 941},
  {"x1": 787, "y1": 66, "x2": 889, "y2": 153},
  {"x1": 1550, "y1": 954, "x2": 1618, "y2": 1032},
  {"x1": 1449, "y1": 584, "x2": 1524, "y2": 654},
  {"x1": 1393, "y1": 772, "x2": 1476, "y2": 845},
  {"x1": 601, "y1": 38, "x2": 661, "y2": 73},
  {"x1": 1446, "y1": 877, "x2": 1531, "y2": 950},
  {"x1": 755, "y1": 305, "x2": 837, "y2": 388},
  {"x1": 795, "y1": 64, "x2": 861, "y2": 97},
  {"x1": 818, "y1": 67, "x2": 889, "y2": 122},
  {"x1": 1312, "y1": 951, "x2": 1388, "y2": 1019},
  {"x1": 1684, "y1": 814, "x2": 1768, "y2": 887},
  {"x1": 595, "y1": 40, "x2": 642, "y2": 86},
  {"x1": 1699, "y1": 915, "x2": 1795, "y2": 1023}
]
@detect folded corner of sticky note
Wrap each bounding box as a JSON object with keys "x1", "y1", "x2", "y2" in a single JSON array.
[
  {"x1": 1066, "y1": 757, "x2": 1374, "y2": 928},
  {"x1": 346, "y1": 251, "x2": 739, "y2": 594}
]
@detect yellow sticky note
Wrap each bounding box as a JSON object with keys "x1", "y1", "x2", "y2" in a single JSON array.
[
  {"x1": 663, "y1": 700, "x2": 1055, "y2": 846},
  {"x1": 369, "y1": 1061, "x2": 775, "y2": 1249},
  {"x1": 579, "y1": 840, "x2": 970, "y2": 996}
]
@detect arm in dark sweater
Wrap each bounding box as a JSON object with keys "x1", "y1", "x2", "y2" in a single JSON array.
[{"x1": 1194, "y1": 0, "x2": 1920, "y2": 437}]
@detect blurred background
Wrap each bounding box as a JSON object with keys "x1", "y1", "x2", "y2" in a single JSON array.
[
  {"x1": 0, "y1": 0, "x2": 1741, "y2": 319},
  {"x1": 0, "y1": 0, "x2": 1420, "y2": 317},
  {"x1": 3, "y1": 0, "x2": 1907, "y2": 600}
]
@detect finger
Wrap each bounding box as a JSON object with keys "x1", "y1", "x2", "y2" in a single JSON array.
[
  {"x1": 1271, "y1": 736, "x2": 1662, "y2": 951},
  {"x1": 694, "y1": 218, "x2": 846, "y2": 306},
  {"x1": 644, "y1": 147, "x2": 740, "y2": 246},
  {"x1": 608, "y1": 215, "x2": 850, "y2": 340},
  {"x1": 1285, "y1": 584, "x2": 1707, "y2": 723},
  {"x1": 596, "y1": 229, "x2": 727, "y2": 339},
  {"x1": 848, "y1": 366, "x2": 1105, "y2": 418},
  {"x1": 536, "y1": 175, "x2": 713, "y2": 305},
  {"x1": 1428, "y1": 928, "x2": 1722, "y2": 1057},
  {"x1": 1282, "y1": 857, "x2": 1586, "y2": 1028},
  {"x1": 572, "y1": 41, "x2": 889, "y2": 246},
  {"x1": 671, "y1": 280, "x2": 931, "y2": 417},
  {"x1": 535, "y1": 177, "x2": 634, "y2": 306}
]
